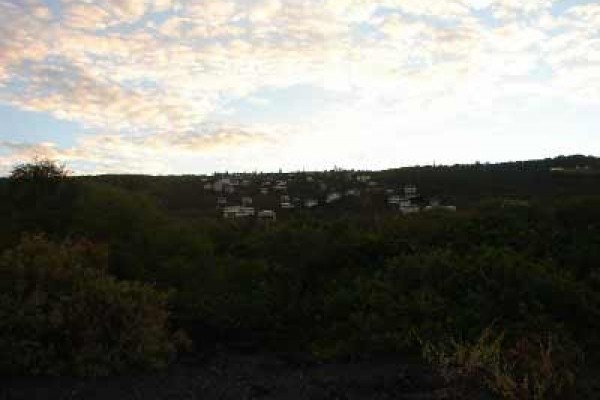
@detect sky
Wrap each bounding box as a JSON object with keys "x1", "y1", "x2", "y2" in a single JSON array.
[{"x1": 0, "y1": 0, "x2": 598, "y2": 175}]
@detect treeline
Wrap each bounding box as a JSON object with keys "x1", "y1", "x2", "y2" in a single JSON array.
[{"x1": 1, "y1": 158, "x2": 600, "y2": 398}]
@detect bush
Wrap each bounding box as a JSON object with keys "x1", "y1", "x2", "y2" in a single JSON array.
[
  {"x1": 0, "y1": 235, "x2": 177, "y2": 376},
  {"x1": 422, "y1": 328, "x2": 581, "y2": 399}
]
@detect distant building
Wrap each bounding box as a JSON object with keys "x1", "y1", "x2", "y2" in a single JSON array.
[
  {"x1": 422, "y1": 198, "x2": 456, "y2": 212},
  {"x1": 400, "y1": 205, "x2": 420, "y2": 214},
  {"x1": 304, "y1": 199, "x2": 318, "y2": 208},
  {"x1": 356, "y1": 175, "x2": 371, "y2": 183},
  {"x1": 281, "y1": 202, "x2": 294, "y2": 209},
  {"x1": 326, "y1": 192, "x2": 342, "y2": 204},
  {"x1": 213, "y1": 178, "x2": 232, "y2": 192},
  {"x1": 224, "y1": 185, "x2": 235, "y2": 194},
  {"x1": 281, "y1": 195, "x2": 291, "y2": 203},
  {"x1": 274, "y1": 181, "x2": 287, "y2": 191},
  {"x1": 387, "y1": 195, "x2": 401, "y2": 205},
  {"x1": 222, "y1": 206, "x2": 255, "y2": 219},
  {"x1": 260, "y1": 188, "x2": 269, "y2": 195},
  {"x1": 203, "y1": 182, "x2": 213, "y2": 190},
  {"x1": 345, "y1": 188, "x2": 360, "y2": 197},
  {"x1": 257, "y1": 210, "x2": 277, "y2": 221},
  {"x1": 404, "y1": 185, "x2": 418, "y2": 198}
]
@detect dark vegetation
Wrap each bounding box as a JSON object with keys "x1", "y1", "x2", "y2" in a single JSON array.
[{"x1": 1, "y1": 155, "x2": 600, "y2": 398}]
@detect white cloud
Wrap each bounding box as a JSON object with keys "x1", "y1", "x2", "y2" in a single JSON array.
[{"x1": 0, "y1": 0, "x2": 598, "y2": 173}]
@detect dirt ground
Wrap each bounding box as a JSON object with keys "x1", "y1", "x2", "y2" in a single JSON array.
[{"x1": 0, "y1": 347, "x2": 460, "y2": 400}]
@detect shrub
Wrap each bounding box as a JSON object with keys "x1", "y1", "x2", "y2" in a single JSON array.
[
  {"x1": 0, "y1": 234, "x2": 176, "y2": 376},
  {"x1": 422, "y1": 328, "x2": 581, "y2": 399}
]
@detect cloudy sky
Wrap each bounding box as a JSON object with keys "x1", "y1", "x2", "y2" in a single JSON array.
[{"x1": 0, "y1": 0, "x2": 598, "y2": 174}]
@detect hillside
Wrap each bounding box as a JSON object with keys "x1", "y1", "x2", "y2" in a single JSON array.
[{"x1": 1, "y1": 155, "x2": 599, "y2": 399}]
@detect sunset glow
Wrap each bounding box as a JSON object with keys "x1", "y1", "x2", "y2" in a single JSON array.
[{"x1": 1, "y1": 0, "x2": 598, "y2": 174}]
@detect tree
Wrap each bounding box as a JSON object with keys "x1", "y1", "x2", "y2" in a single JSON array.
[
  {"x1": 9, "y1": 158, "x2": 68, "y2": 182},
  {"x1": 7, "y1": 158, "x2": 75, "y2": 235}
]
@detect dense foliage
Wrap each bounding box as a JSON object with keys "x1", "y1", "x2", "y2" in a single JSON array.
[
  {"x1": 1, "y1": 156, "x2": 599, "y2": 396},
  {"x1": 0, "y1": 234, "x2": 176, "y2": 376}
]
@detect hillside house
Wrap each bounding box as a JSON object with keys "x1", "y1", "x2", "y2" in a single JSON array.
[
  {"x1": 326, "y1": 192, "x2": 342, "y2": 204},
  {"x1": 258, "y1": 210, "x2": 277, "y2": 221},
  {"x1": 222, "y1": 206, "x2": 255, "y2": 219},
  {"x1": 304, "y1": 199, "x2": 318, "y2": 208},
  {"x1": 404, "y1": 185, "x2": 418, "y2": 198},
  {"x1": 387, "y1": 195, "x2": 401, "y2": 205},
  {"x1": 274, "y1": 181, "x2": 287, "y2": 191},
  {"x1": 213, "y1": 178, "x2": 232, "y2": 192},
  {"x1": 345, "y1": 188, "x2": 360, "y2": 197}
]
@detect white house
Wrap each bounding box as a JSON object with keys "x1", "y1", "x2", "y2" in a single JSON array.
[
  {"x1": 387, "y1": 195, "x2": 401, "y2": 205},
  {"x1": 326, "y1": 192, "x2": 342, "y2": 204},
  {"x1": 213, "y1": 178, "x2": 232, "y2": 192},
  {"x1": 356, "y1": 175, "x2": 371, "y2": 183},
  {"x1": 222, "y1": 206, "x2": 255, "y2": 219},
  {"x1": 257, "y1": 210, "x2": 277, "y2": 221},
  {"x1": 345, "y1": 188, "x2": 360, "y2": 197},
  {"x1": 304, "y1": 199, "x2": 318, "y2": 208},
  {"x1": 241, "y1": 196, "x2": 253, "y2": 207},
  {"x1": 400, "y1": 205, "x2": 420, "y2": 214},
  {"x1": 404, "y1": 185, "x2": 418, "y2": 198}
]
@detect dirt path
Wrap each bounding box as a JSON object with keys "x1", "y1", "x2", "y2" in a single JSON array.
[{"x1": 0, "y1": 348, "x2": 456, "y2": 400}]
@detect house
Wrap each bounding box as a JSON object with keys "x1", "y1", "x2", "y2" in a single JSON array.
[
  {"x1": 304, "y1": 199, "x2": 318, "y2": 208},
  {"x1": 260, "y1": 188, "x2": 269, "y2": 195},
  {"x1": 306, "y1": 176, "x2": 314, "y2": 182},
  {"x1": 203, "y1": 182, "x2": 213, "y2": 190},
  {"x1": 356, "y1": 175, "x2": 371, "y2": 183},
  {"x1": 326, "y1": 192, "x2": 342, "y2": 204},
  {"x1": 400, "y1": 205, "x2": 420, "y2": 214},
  {"x1": 224, "y1": 185, "x2": 235, "y2": 194},
  {"x1": 213, "y1": 178, "x2": 232, "y2": 192},
  {"x1": 274, "y1": 181, "x2": 287, "y2": 191},
  {"x1": 222, "y1": 206, "x2": 255, "y2": 219},
  {"x1": 241, "y1": 196, "x2": 253, "y2": 207},
  {"x1": 387, "y1": 195, "x2": 401, "y2": 205},
  {"x1": 281, "y1": 202, "x2": 294, "y2": 209},
  {"x1": 257, "y1": 210, "x2": 277, "y2": 221},
  {"x1": 345, "y1": 188, "x2": 360, "y2": 197},
  {"x1": 281, "y1": 195, "x2": 290, "y2": 203},
  {"x1": 404, "y1": 185, "x2": 418, "y2": 198}
]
